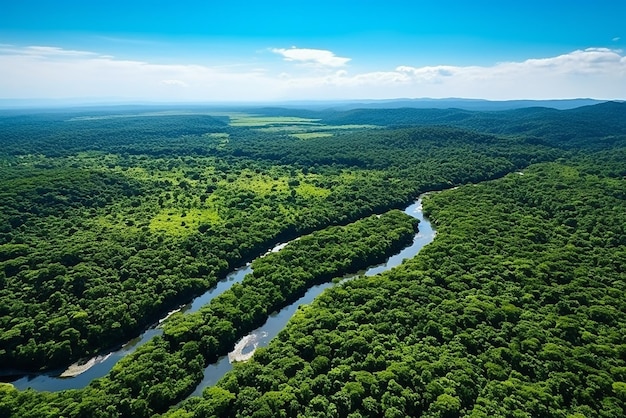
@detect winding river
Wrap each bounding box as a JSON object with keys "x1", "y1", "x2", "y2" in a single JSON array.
[{"x1": 9, "y1": 197, "x2": 435, "y2": 393}]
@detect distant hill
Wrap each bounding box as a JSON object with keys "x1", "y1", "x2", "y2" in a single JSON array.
[
  {"x1": 0, "y1": 97, "x2": 611, "y2": 112},
  {"x1": 254, "y1": 101, "x2": 626, "y2": 149},
  {"x1": 317, "y1": 98, "x2": 607, "y2": 111}
]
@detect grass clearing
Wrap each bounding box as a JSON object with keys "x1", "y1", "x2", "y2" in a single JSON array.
[
  {"x1": 209, "y1": 169, "x2": 332, "y2": 200},
  {"x1": 217, "y1": 170, "x2": 290, "y2": 196},
  {"x1": 295, "y1": 182, "x2": 331, "y2": 198},
  {"x1": 149, "y1": 207, "x2": 221, "y2": 235},
  {"x1": 257, "y1": 126, "x2": 312, "y2": 133},
  {"x1": 322, "y1": 124, "x2": 381, "y2": 130},
  {"x1": 227, "y1": 114, "x2": 321, "y2": 127},
  {"x1": 291, "y1": 132, "x2": 334, "y2": 140}
]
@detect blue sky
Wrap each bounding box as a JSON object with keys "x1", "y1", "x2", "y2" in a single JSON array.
[{"x1": 1, "y1": 1, "x2": 624, "y2": 102}]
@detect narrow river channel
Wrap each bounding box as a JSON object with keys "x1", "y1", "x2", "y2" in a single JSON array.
[
  {"x1": 10, "y1": 197, "x2": 435, "y2": 392},
  {"x1": 186, "y1": 197, "x2": 435, "y2": 397}
]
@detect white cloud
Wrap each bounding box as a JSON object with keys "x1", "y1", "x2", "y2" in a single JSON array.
[
  {"x1": 0, "y1": 45, "x2": 99, "y2": 58},
  {"x1": 0, "y1": 45, "x2": 623, "y2": 102},
  {"x1": 271, "y1": 47, "x2": 351, "y2": 67},
  {"x1": 0, "y1": 46, "x2": 281, "y2": 101},
  {"x1": 396, "y1": 65, "x2": 458, "y2": 82},
  {"x1": 507, "y1": 48, "x2": 625, "y2": 75},
  {"x1": 273, "y1": 48, "x2": 626, "y2": 100},
  {"x1": 614, "y1": 37, "x2": 621, "y2": 42},
  {"x1": 161, "y1": 79, "x2": 188, "y2": 87},
  {"x1": 24, "y1": 46, "x2": 98, "y2": 57}
]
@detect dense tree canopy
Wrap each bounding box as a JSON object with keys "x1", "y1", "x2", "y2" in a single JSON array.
[
  {"x1": 0, "y1": 109, "x2": 560, "y2": 372},
  {"x1": 169, "y1": 159, "x2": 626, "y2": 417},
  {"x1": 1, "y1": 103, "x2": 625, "y2": 417}
]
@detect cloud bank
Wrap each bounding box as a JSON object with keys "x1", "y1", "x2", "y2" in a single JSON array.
[
  {"x1": 161, "y1": 79, "x2": 189, "y2": 87},
  {"x1": 0, "y1": 45, "x2": 623, "y2": 102},
  {"x1": 271, "y1": 47, "x2": 351, "y2": 67}
]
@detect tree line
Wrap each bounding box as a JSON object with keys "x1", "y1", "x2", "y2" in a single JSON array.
[
  {"x1": 168, "y1": 157, "x2": 626, "y2": 417},
  {"x1": 1, "y1": 103, "x2": 624, "y2": 416}
]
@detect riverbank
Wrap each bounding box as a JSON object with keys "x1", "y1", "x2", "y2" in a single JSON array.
[
  {"x1": 59, "y1": 354, "x2": 112, "y2": 378},
  {"x1": 9, "y1": 208, "x2": 421, "y2": 393},
  {"x1": 185, "y1": 197, "x2": 436, "y2": 398}
]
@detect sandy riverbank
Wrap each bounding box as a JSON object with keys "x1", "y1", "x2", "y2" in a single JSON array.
[
  {"x1": 59, "y1": 353, "x2": 112, "y2": 378},
  {"x1": 228, "y1": 332, "x2": 268, "y2": 363}
]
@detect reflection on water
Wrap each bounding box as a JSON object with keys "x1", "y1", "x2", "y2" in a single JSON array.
[
  {"x1": 8, "y1": 264, "x2": 255, "y2": 391},
  {"x1": 7, "y1": 327, "x2": 163, "y2": 391},
  {"x1": 187, "y1": 197, "x2": 436, "y2": 398},
  {"x1": 9, "y1": 199, "x2": 434, "y2": 394}
]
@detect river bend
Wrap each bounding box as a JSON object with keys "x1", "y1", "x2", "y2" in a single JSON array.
[{"x1": 10, "y1": 197, "x2": 435, "y2": 392}]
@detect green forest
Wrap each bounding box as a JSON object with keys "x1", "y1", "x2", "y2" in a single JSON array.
[{"x1": 1, "y1": 102, "x2": 625, "y2": 417}]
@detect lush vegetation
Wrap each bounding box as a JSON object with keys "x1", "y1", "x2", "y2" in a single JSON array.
[
  {"x1": 163, "y1": 209, "x2": 418, "y2": 352},
  {"x1": 1, "y1": 102, "x2": 625, "y2": 417},
  {"x1": 0, "y1": 110, "x2": 557, "y2": 372},
  {"x1": 251, "y1": 101, "x2": 626, "y2": 149},
  {"x1": 0, "y1": 210, "x2": 417, "y2": 417},
  {"x1": 169, "y1": 157, "x2": 626, "y2": 417}
]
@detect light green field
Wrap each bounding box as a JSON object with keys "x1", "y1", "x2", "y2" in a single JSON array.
[
  {"x1": 214, "y1": 169, "x2": 290, "y2": 196},
  {"x1": 295, "y1": 182, "x2": 331, "y2": 197},
  {"x1": 257, "y1": 126, "x2": 312, "y2": 133},
  {"x1": 260, "y1": 124, "x2": 380, "y2": 133},
  {"x1": 319, "y1": 124, "x2": 381, "y2": 130},
  {"x1": 149, "y1": 208, "x2": 221, "y2": 235},
  {"x1": 210, "y1": 170, "x2": 332, "y2": 200},
  {"x1": 226, "y1": 114, "x2": 321, "y2": 127},
  {"x1": 291, "y1": 132, "x2": 334, "y2": 140},
  {"x1": 260, "y1": 123, "x2": 381, "y2": 139}
]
